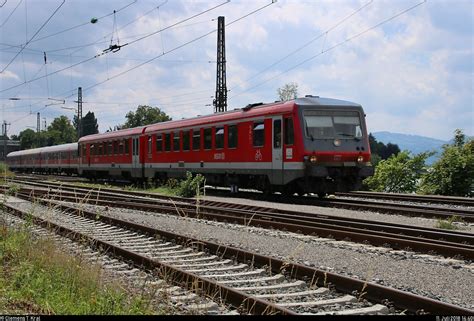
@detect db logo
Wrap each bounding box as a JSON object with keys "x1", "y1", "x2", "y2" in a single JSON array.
[{"x1": 255, "y1": 149, "x2": 263, "y2": 161}]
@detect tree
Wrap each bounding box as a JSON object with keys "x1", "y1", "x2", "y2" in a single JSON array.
[
  {"x1": 363, "y1": 150, "x2": 432, "y2": 193},
  {"x1": 18, "y1": 129, "x2": 36, "y2": 149},
  {"x1": 418, "y1": 129, "x2": 474, "y2": 196},
  {"x1": 369, "y1": 133, "x2": 400, "y2": 161},
  {"x1": 74, "y1": 111, "x2": 99, "y2": 138},
  {"x1": 277, "y1": 82, "x2": 298, "y2": 101},
  {"x1": 122, "y1": 105, "x2": 171, "y2": 129},
  {"x1": 47, "y1": 116, "x2": 76, "y2": 145}
]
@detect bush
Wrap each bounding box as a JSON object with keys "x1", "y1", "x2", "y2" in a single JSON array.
[
  {"x1": 176, "y1": 172, "x2": 205, "y2": 198},
  {"x1": 418, "y1": 130, "x2": 474, "y2": 196},
  {"x1": 363, "y1": 150, "x2": 432, "y2": 193}
]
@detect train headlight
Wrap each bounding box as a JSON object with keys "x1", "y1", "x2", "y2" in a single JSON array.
[
  {"x1": 310, "y1": 155, "x2": 317, "y2": 163},
  {"x1": 357, "y1": 156, "x2": 364, "y2": 163},
  {"x1": 333, "y1": 139, "x2": 341, "y2": 147}
]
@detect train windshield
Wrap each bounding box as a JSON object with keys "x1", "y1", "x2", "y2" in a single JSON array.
[{"x1": 304, "y1": 111, "x2": 362, "y2": 140}]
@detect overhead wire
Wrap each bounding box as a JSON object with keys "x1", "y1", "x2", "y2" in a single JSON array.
[
  {"x1": 229, "y1": 0, "x2": 427, "y2": 101},
  {"x1": 0, "y1": 1, "x2": 228, "y2": 95},
  {"x1": 20, "y1": 0, "x2": 138, "y2": 46},
  {"x1": 234, "y1": 0, "x2": 373, "y2": 87},
  {"x1": 1, "y1": 0, "x2": 65, "y2": 73},
  {"x1": 76, "y1": 0, "x2": 276, "y2": 98},
  {"x1": 0, "y1": 0, "x2": 23, "y2": 29}
]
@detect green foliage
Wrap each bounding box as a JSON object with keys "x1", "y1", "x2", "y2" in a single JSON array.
[
  {"x1": 47, "y1": 116, "x2": 76, "y2": 144},
  {"x1": 122, "y1": 105, "x2": 171, "y2": 129},
  {"x1": 369, "y1": 133, "x2": 401, "y2": 160},
  {"x1": 18, "y1": 128, "x2": 37, "y2": 149},
  {"x1": 435, "y1": 215, "x2": 464, "y2": 230},
  {"x1": 364, "y1": 150, "x2": 432, "y2": 193},
  {"x1": 176, "y1": 172, "x2": 205, "y2": 198},
  {"x1": 277, "y1": 82, "x2": 298, "y2": 101},
  {"x1": 418, "y1": 129, "x2": 473, "y2": 196},
  {"x1": 166, "y1": 178, "x2": 179, "y2": 189},
  {"x1": 74, "y1": 111, "x2": 99, "y2": 138},
  {"x1": 17, "y1": 116, "x2": 77, "y2": 149},
  {"x1": 0, "y1": 226, "x2": 158, "y2": 314}
]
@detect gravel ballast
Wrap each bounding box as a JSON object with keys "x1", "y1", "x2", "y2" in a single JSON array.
[{"x1": 5, "y1": 196, "x2": 474, "y2": 311}]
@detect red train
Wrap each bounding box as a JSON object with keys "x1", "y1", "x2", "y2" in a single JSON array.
[{"x1": 7, "y1": 96, "x2": 374, "y2": 196}]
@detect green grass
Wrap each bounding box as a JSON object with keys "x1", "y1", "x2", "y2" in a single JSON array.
[
  {"x1": 0, "y1": 162, "x2": 15, "y2": 182},
  {"x1": 0, "y1": 225, "x2": 165, "y2": 315},
  {"x1": 435, "y1": 215, "x2": 465, "y2": 230}
]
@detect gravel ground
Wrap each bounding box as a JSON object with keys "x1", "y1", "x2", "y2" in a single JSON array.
[
  {"x1": 202, "y1": 193, "x2": 474, "y2": 234},
  {"x1": 5, "y1": 196, "x2": 474, "y2": 311}
]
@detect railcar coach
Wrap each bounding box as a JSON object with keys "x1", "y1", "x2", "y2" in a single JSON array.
[
  {"x1": 7, "y1": 143, "x2": 78, "y2": 175},
  {"x1": 7, "y1": 96, "x2": 374, "y2": 196}
]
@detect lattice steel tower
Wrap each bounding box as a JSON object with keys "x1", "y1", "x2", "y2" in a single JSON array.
[
  {"x1": 213, "y1": 16, "x2": 227, "y2": 113},
  {"x1": 77, "y1": 87, "x2": 83, "y2": 138}
]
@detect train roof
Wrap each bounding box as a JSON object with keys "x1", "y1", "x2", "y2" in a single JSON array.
[
  {"x1": 7, "y1": 142, "x2": 78, "y2": 158},
  {"x1": 77, "y1": 96, "x2": 362, "y2": 142},
  {"x1": 79, "y1": 126, "x2": 146, "y2": 143},
  {"x1": 144, "y1": 96, "x2": 361, "y2": 134}
]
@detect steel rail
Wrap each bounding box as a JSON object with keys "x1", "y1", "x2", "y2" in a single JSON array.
[
  {"x1": 7, "y1": 186, "x2": 474, "y2": 260},
  {"x1": 1, "y1": 202, "x2": 296, "y2": 315},
  {"x1": 336, "y1": 191, "x2": 474, "y2": 207},
  {"x1": 10, "y1": 177, "x2": 474, "y2": 223},
  {"x1": 2, "y1": 198, "x2": 472, "y2": 315}
]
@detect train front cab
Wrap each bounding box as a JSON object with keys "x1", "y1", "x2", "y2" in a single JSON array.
[{"x1": 294, "y1": 97, "x2": 374, "y2": 195}]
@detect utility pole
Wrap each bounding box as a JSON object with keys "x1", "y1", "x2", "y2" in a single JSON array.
[
  {"x1": 2, "y1": 120, "x2": 10, "y2": 161},
  {"x1": 37, "y1": 112, "x2": 40, "y2": 133},
  {"x1": 213, "y1": 16, "x2": 227, "y2": 113},
  {"x1": 77, "y1": 86, "x2": 83, "y2": 139},
  {"x1": 43, "y1": 118, "x2": 47, "y2": 131}
]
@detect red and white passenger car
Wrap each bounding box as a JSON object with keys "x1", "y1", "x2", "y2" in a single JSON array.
[{"x1": 7, "y1": 96, "x2": 374, "y2": 195}]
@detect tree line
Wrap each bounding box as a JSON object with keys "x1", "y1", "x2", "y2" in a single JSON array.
[
  {"x1": 364, "y1": 129, "x2": 473, "y2": 197},
  {"x1": 15, "y1": 105, "x2": 170, "y2": 150}
]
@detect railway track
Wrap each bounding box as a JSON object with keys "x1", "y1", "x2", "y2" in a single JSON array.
[
  {"x1": 3, "y1": 179, "x2": 474, "y2": 261},
  {"x1": 2, "y1": 194, "x2": 472, "y2": 315},
  {"x1": 336, "y1": 191, "x2": 474, "y2": 207},
  {"x1": 0, "y1": 213, "x2": 217, "y2": 315},
  {"x1": 12, "y1": 174, "x2": 474, "y2": 223}
]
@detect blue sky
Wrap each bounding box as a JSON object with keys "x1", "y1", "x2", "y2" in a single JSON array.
[{"x1": 0, "y1": 0, "x2": 472, "y2": 141}]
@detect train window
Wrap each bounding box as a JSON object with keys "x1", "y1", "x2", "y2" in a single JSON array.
[
  {"x1": 173, "y1": 132, "x2": 180, "y2": 152},
  {"x1": 148, "y1": 136, "x2": 152, "y2": 154},
  {"x1": 303, "y1": 111, "x2": 362, "y2": 139},
  {"x1": 124, "y1": 139, "x2": 129, "y2": 154},
  {"x1": 192, "y1": 130, "x2": 200, "y2": 151},
  {"x1": 119, "y1": 142, "x2": 124, "y2": 154},
  {"x1": 165, "y1": 133, "x2": 171, "y2": 152},
  {"x1": 91, "y1": 144, "x2": 95, "y2": 156},
  {"x1": 156, "y1": 134, "x2": 163, "y2": 152},
  {"x1": 284, "y1": 118, "x2": 294, "y2": 145},
  {"x1": 183, "y1": 131, "x2": 190, "y2": 151},
  {"x1": 273, "y1": 119, "x2": 282, "y2": 149},
  {"x1": 204, "y1": 128, "x2": 212, "y2": 150},
  {"x1": 114, "y1": 141, "x2": 119, "y2": 154},
  {"x1": 98, "y1": 144, "x2": 103, "y2": 156},
  {"x1": 333, "y1": 115, "x2": 362, "y2": 139},
  {"x1": 253, "y1": 122, "x2": 265, "y2": 147},
  {"x1": 108, "y1": 142, "x2": 113, "y2": 155},
  {"x1": 215, "y1": 127, "x2": 224, "y2": 149},
  {"x1": 228, "y1": 125, "x2": 238, "y2": 149}
]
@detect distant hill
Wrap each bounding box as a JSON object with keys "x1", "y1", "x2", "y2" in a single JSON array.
[{"x1": 371, "y1": 131, "x2": 448, "y2": 165}]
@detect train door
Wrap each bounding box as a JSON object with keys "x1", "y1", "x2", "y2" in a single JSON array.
[
  {"x1": 272, "y1": 116, "x2": 284, "y2": 185},
  {"x1": 131, "y1": 136, "x2": 140, "y2": 177}
]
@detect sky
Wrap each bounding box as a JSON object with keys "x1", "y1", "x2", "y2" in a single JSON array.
[{"x1": 0, "y1": 0, "x2": 472, "y2": 141}]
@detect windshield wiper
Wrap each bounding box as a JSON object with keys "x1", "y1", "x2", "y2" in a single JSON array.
[{"x1": 337, "y1": 132, "x2": 360, "y2": 141}]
